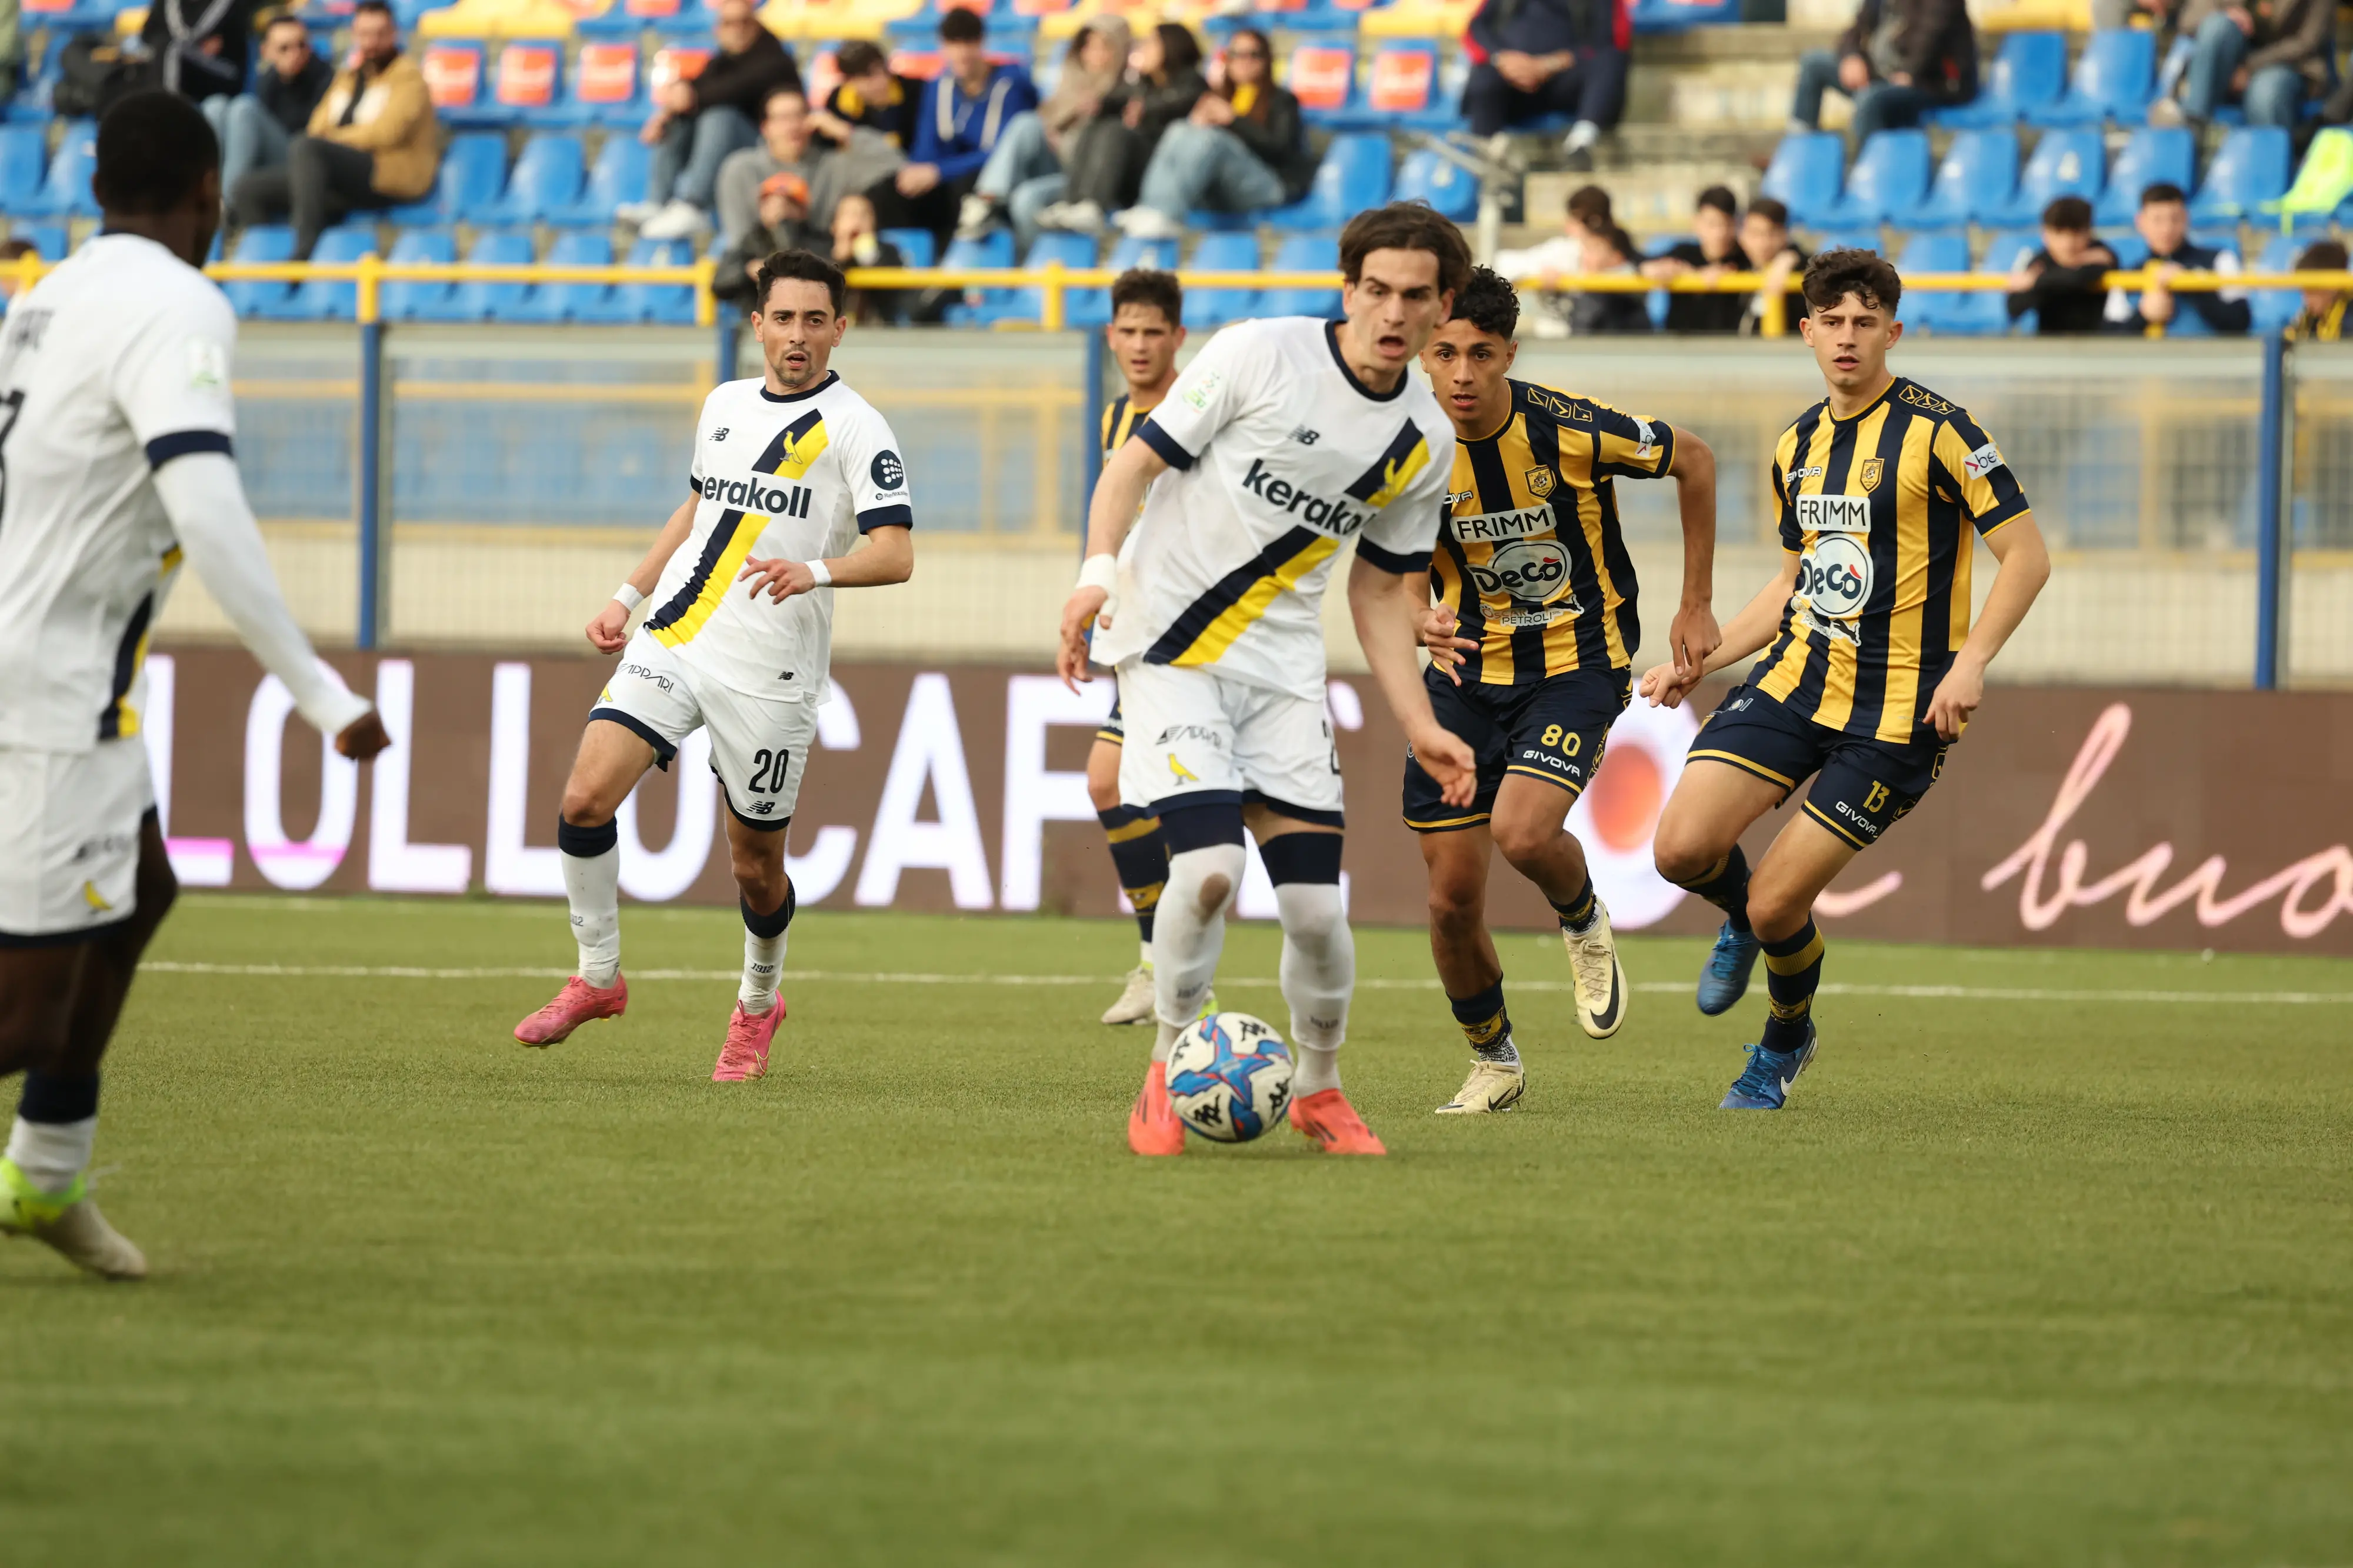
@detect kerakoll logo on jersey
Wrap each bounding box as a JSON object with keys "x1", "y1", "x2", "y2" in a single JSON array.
[
  {"x1": 1238, "y1": 458, "x2": 1374, "y2": 536},
  {"x1": 701, "y1": 474, "x2": 812, "y2": 516}
]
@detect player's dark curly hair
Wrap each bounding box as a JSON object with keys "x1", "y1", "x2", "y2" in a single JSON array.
[
  {"x1": 1801, "y1": 248, "x2": 1902, "y2": 316},
  {"x1": 1109, "y1": 268, "x2": 1182, "y2": 325},
  {"x1": 94, "y1": 90, "x2": 218, "y2": 216},
  {"x1": 754, "y1": 248, "x2": 848, "y2": 316},
  {"x1": 1447, "y1": 265, "x2": 1518, "y2": 341},
  {"x1": 1339, "y1": 201, "x2": 1472, "y2": 298}
]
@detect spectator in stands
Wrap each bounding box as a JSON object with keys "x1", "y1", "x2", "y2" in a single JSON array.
[
  {"x1": 0, "y1": 238, "x2": 34, "y2": 298},
  {"x1": 715, "y1": 87, "x2": 825, "y2": 252},
  {"x1": 631, "y1": 0, "x2": 801, "y2": 241},
  {"x1": 2106, "y1": 181, "x2": 2250, "y2": 333},
  {"x1": 812, "y1": 42, "x2": 916, "y2": 151},
  {"x1": 1039, "y1": 22, "x2": 1207, "y2": 235},
  {"x1": 142, "y1": 0, "x2": 268, "y2": 104},
  {"x1": 1790, "y1": 0, "x2": 1978, "y2": 141},
  {"x1": 831, "y1": 192, "x2": 906, "y2": 323},
  {"x1": 2148, "y1": 0, "x2": 2330, "y2": 131},
  {"x1": 1737, "y1": 195, "x2": 1808, "y2": 333},
  {"x1": 201, "y1": 15, "x2": 332, "y2": 202},
  {"x1": 2004, "y1": 195, "x2": 2118, "y2": 334},
  {"x1": 1118, "y1": 27, "x2": 1312, "y2": 241},
  {"x1": 1493, "y1": 184, "x2": 1615, "y2": 336},
  {"x1": 1570, "y1": 223, "x2": 1651, "y2": 334},
  {"x1": 955, "y1": 15, "x2": 1132, "y2": 251},
  {"x1": 1642, "y1": 185, "x2": 1747, "y2": 333},
  {"x1": 714, "y1": 169, "x2": 816, "y2": 308},
  {"x1": 865, "y1": 6, "x2": 1037, "y2": 252},
  {"x1": 2288, "y1": 238, "x2": 2349, "y2": 339},
  {"x1": 1461, "y1": 0, "x2": 1631, "y2": 172},
  {"x1": 227, "y1": 0, "x2": 436, "y2": 261}
]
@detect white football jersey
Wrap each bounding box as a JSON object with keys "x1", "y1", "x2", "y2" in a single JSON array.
[
  {"x1": 1094, "y1": 316, "x2": 1453, "y2": 702},
  {"x1": 649, "y1": 370, "x2": 911, "y2": 702},
  {"x1": 0, "y1": 233, "x2": 234, "y2": 753}
]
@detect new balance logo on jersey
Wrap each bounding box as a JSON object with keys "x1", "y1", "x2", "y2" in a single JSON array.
[
  {"x1": 699, "y1": 473, "x2": 814, "y2": 516},
  {"x1": 1289, "y1": 426, "x2": 1320, "y2": 445},
  {"x1": 712, "y1": 428, "x2": 729, "y2": 442}
]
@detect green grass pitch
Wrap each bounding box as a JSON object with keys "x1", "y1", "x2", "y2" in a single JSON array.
[{"x1": 4, "y1": 894, "x2": 2348, "y2": 1565}]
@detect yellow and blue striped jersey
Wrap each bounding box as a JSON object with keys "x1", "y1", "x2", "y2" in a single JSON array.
[
  {"x1": 1100, "y1": 391, "x2": 1156, "y2": 458},
  {"x1": 1433, "y1": 379, "x2": 1674, "y2": 684},
  {"x1": 2290, "y1": 297, "x2": 2348, "y2": 341},
  {"x1": 1751, "y1": 376, "x2": 2030, "y2": 743}
]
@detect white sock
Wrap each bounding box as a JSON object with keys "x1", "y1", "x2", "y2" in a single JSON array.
[
  {"x1": 1276, "y1": 880, "x2": 1354, "y2": 1094},
  {"x1": 1565, "y1": 119, "x2": 1599, "y2": 151},
  {"x1": 562, "y1": 840, "x2": 621, "y2": 988},
  {"x1": 5, "y1": 1115, "x2": 95, "y2": 1196},
  {"x1": 1138, "y1": 939, "x2": 1153, "y2": 969},
  {"x1": 741, "y1": 927, "x2": 785, "y2": 1013},
  {"x1": 1151, "y1": 842, "x2": 1244, "y2": 1061}
]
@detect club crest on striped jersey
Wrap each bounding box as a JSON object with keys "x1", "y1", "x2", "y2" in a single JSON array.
[
  {"x1": 1525, "y1": 466, "x2": 1555, "y2": 499},
  {"x1": 1347, "y1": 422, "x2": 1433, "y2": 510},
  {"x1": 1856, "y1": 456, "x2": 1884, "y2": 492}
]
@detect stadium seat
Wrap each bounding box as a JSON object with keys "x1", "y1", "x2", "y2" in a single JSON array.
[
  {"x1": 1067, "y1": 233, "x2": 1178, "y2": 327},
  {"x1": 2096, "y1": 126, "x2": 2194, "y2": 225},
  {"x1": 2250, "y1": 233, "x2": 2300, "y2": 332},
  {"x1": 1992, "y1": 126, "x2": 2105, "y2": 227},
  {"x1": 937, "y1": 227, "x2": 1016, "y2": 326},
  {"x1": 0, "y1": 127, "x2": 49, "y2": 212},
  {"x1": 1258, "y1": 233, "x2": 1341, "y2": 318},
  {"x1": 1286, "y1": 43, "x2": 1357, "y2": 125},
  {"x1": 1631, "y1": 0, "x2": 1739, "y2": 31},
  {"x1": 551, "y1": 41, "x2": 646, "y2": 124},
  {"x1": 617, "y1": 236, "x2": 699, "y2": 323},
  {"x1": 264, "y1": 225, "x2": 378, "y2": 321},
  {"x1": 1002, "y1": 232, "x2": 1096, "y2": 323},
  {"x1": 2030, "y1": 28, "x2": 2154, "y2": 126},
  {"x1": 1392, "y1": 146, "x2": 1478, "y2": 222},
  {"x1": 1184, "y1": 231, "x2": 1261, "y2": 326},
  {"x1": 505, "y1": 229, "x2": 615, "y2": 322},
  {"x1": 439, "y1": 229, "x2": 537, "y2": 321},
  {"x1": 1759, "y1": 132, "x2": 1844, "y2": 228},
  {"x1": 389, "y1": 132, "x2": 509, "y2": 224},
  {"x1": 490, "y1": 39, "x2": 568, "y2": 126},
  {"x1": 1933, "y1": 31, "x2": 2065, "y2": 127},
  {"x1": 2189, "y1": 126, "x2": 2289, "y2": 224},
  {"x1": 221, "y1": 225, "x2": 296, "y2": 317},
  {"x1": 479, "y1": 134, "x2": 586, "y2": 225},
  {"x1": 420, "y1": 42, "x2": 488, "y2": 124},
  {"x1": 1264, "y1": 133, "x2": 1391, "y2": 232},
  {"x1": 549, "y1": 134, "x2": 649, "y2": 224},
  {"x1": 1355, "y1": 44, "x2": 1451, "y2": 132},
  {"x1": 1891, "y1": 230, "x2": 1973, "y2": 331},
  {"x1": 1812, "y1": 228, "x2": 1885, "y2": 255},
  {"x1": 20, "y1": 121, "x2": 98, "y2": 218},
  {"x1": 5, "y1": 34, "x2": 69, "y2": 126},
  {"x1": 1907, "y1": 129, "x2": 2018, "y2": 228},
  {"x1": 1819, "y1": 131, "x2": 1930, "y2": 227},
  {"x1": 381, "y1": 228, "x2": 461, "y2": 321},
  {"x1": 5, "y1": 220, "x2": 68, "y2": 260},
  {"x1": 881, "y1": 227, "x2": 935, "y2": 267}
]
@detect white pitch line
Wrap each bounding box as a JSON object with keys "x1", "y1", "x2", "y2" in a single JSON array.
[{"x1": 135, "y1": 962, "x2": 2353, "y2": 1006}]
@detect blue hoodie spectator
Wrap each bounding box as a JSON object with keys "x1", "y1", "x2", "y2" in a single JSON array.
[{"x1": 867, "y1": 6, "x2": 1038, "y2": 245}]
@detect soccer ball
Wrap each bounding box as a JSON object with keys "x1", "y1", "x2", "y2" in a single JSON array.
[{"x1": 1165, "y1": 1012, "x2": 1294, "y2": 1143}]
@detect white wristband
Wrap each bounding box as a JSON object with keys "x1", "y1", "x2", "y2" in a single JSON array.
[
  {"x1": 614, "y1": 584, "x2": 645, "y2": 612},
  {"x1": 806, "y1": 559, "x2": 833, "y2": 588},
  {"x1": 1076, "y1": 553, "x2": 1118, "y2": 595}
]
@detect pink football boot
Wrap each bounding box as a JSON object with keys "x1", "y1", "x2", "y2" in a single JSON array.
[
  {"x1": 712, "y1": 1000, "x2": 784, "y2": 1082},
  {"x1": 514, "y1": 975, "x2": 628, "y2": 1046}
]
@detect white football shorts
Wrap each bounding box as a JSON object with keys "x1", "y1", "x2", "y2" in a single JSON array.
[
  {"x1": 0, "y1": 739, "x2": 154, "y2": 942},
  {"x1": 592, "y1": 632, "x2": 818, "y2": 832},
  {"x1": 1115, "y1": 660, "x2": 1344, "y2": 824}
]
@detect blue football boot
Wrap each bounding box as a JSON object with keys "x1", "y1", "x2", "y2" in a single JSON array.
[
  {"x1": 1695, "y1": 919, "x2": 1761, "y2": 1016},
  {"x1": 1719, "y1": 1020, "x2": 1817, "y2": 1110}
]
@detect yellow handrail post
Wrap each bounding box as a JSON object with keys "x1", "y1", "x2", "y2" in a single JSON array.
[
  {"x1": 1762, "y1": 286, "x2": 1786, "y2": 338},
  {"x1": 356, "y1": 251, "x2": 382, "y2": 325},
  {"x1": 1042, "y1": 259, "x2": 1065, "y2": 333},
  {"x1": 12, "y1": 247, "x2": 38, "y2": 299},
  {"x1": 694, "y1": 254, "x2": 718, "y2": 327}
]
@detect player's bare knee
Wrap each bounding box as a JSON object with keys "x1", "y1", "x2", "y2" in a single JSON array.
[
  {"x1": 729, "y1": 844, "x2": 787, "y2": 907},
  {"x1": 1428, "y1": 883, "x2": 1482, "y2": 942},
  {"x1": 558, "y1": 780, "x2": 616, "y2": 828},
  {"x1": 1746, "y1": 888, "x2": 1809, "y2": 943},
  {"x1": 1652, "y1": 829, "x2": 1720, "y2": 888}
]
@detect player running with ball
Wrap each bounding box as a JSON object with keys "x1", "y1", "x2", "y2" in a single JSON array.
[
  {"x1": 1642, "y1": 250, "x2": 2049, "y2": 1110},
  {"x1": 1058, "y1": 202, "x2": 1478, "y2": 1158},
  {"x1": 515, "y1": 249, "x2": 915, "y2": 1082}
]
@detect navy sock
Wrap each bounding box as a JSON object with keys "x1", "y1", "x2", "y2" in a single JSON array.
[
  {"x1": 19, "y1": 1070, "x2": 99, "y2": 1124},
  {"x1": 1759, "y1": 918, "x2": 1824, "y2": 1055},
  {"x1": 1674, "y1": 846, "x2": 1752, "y2": 934},
  {"x1": 1549, "y1": 871, "x2": 1597, "y2": 933},
  {"x1": 1448, "y1": 979, "x2": 1517, "y2": 1063},
  {"x1": 1099, "y1": 806, "x2": 1166, "y2": 944}
]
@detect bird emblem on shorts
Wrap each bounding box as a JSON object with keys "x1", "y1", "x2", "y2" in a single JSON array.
[
  {"x1": 1168, "y1": 753, "x2": 1200, "y2": 785},
  {"x1": 82, "y1": 880, "x2": 111, "y2": 912}
]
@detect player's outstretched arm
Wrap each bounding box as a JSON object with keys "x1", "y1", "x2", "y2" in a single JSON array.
[
  {"x1": 738, "y1": 524, "x2": 914, "y2": 601},
  {"x1": 1665, "y1": 426, "x2": 1722, "y2": 680},
  {"x1": 589, "y1": 493, "x2": 698, "y2": 652},
  {"x1": 1925, "y1": 512, "x2": 2049, "y2": 741},
  {"x1": 154, "y1": 452, "x2": 386, "y2": 760},
  {"x1": 1638, "y1": 552, "x2": 1798, "y2": 710},
  {"x1": 1349, "y1": 556, "x2": 1477, "y2": 808},
  {"x1": 1057, "y1": 438, "x2": 1169, "y2": 690}
]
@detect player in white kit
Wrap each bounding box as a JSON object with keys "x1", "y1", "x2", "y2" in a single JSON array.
[
  {"x1": 0, "y1": 93, "x2": 389, "y2": 1277},
  {"x1": 1058, "y1": 203, "x2": 1478, "y2": 1157},
  {"x1": 514, "y1": 250, "x2": 914, "y2": 1082}
]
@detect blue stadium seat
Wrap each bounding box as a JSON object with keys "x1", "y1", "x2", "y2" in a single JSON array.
[
  {"x1": 1934, "y1": 31, "x2": 2065, "y2": 126},
  {"x1": 1907, "y1": 129, "x2": 2018, "y2": 228},
  {"x1": 938, "y1": 228, "x2": 1017, "y2": 326},
  {"x1": 2096, "y1": 126, "x2": 2194, "y2": 225},
  {"x1": 478, "y1": 134, "x2": 586, "y2": 225},
  {"x1": 1258, "y1": 233, "x2": 1341, "y2": 318},
  {"x1": 2031, "y1": 29, "x2": 2154, "y2": 126},
  {"x1": 380, "y1": 228, "x2": 459, "y2": 321},
  {"x1": 1005, "y1": 232, "x2": 1098, "y2": 324},
  {"x1": 1993, "y1": 126, "x2": 2105, "y2": 226},
  {"x1": 618, "y1": 236, "x2": 698, "y2": 323},
  {"x1": 1821, "y1": 130, "x2": 1929, "y2": 227},
  {"x1": 264, "y1": 225, "x2": 378, "y2": 321},
  {"x1": 505, "y1": 231, "x2": 615, "y2": 322},
  {"x1": 221, "y1": 226, "x2": 296, "y2": 317},
  {"x1": 1631, "y1": 0, "x2": 1739, "y2": 30},
  {"x1": 1265, "y1": 133, "x2": 1392, "y2": 232},
  {"x1": 6, "y1": 35, "x2": 69, "y2": 125},
  {"x1": 1892, "y1": 230, "x2": 1975, "y2": 332},
  {"x1": 1068, "y1": 233, "x2": 1180, "y2": 327},
  {"x1": 395, "y1": 132, "x2": 509, "y2": 225},
  {"x1": 1812, "y1": 228, "x2": 1885, "y2": 255},
  {"x1": 2098, "y1": 228, "x2": 2151, "y2": 268},
  {"x1": 2189, "y1": 126, "x2": 2289, "y2": 223},
  {"x1": 443, "y1": 230, "x2": 538, "y2": 321},
  {"x1": 1392, "y1": 146, "x2": 1478, "y2": 222},
  {"x1": 2250, "y1": 233, "x2": 2301, "y2": 332},
  {"x1": 1759, "y1": 132, "x2": 1844, "y2": 228},
  {"x1": 0, "y1": 127, "x2": 49, "y2": 212},
  {"x1": 548, "y1": 135, "x2": 649, "y2": 226},
  {"x1": 881, "y1": 228, "x2": 936, "y2": 268},
  {"x1": 6, "y1": 220, "x2": 67, "y2": 259},
  {"x1": 1184, "y1": 232, "x2": 1262, "y2": 326},
  {"x1": 21, "y1": 121, "x2": 98, "y2": 218}
]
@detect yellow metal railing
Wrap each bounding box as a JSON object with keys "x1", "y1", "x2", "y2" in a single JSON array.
[{"x1": 5, "y1": 249, "x2": 2344, "y2": 334}]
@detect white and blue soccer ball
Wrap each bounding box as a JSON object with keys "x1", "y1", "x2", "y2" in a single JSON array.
[{"x1": 1165, "y1": 1012, "x2": 1294, "y2": 1143}]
